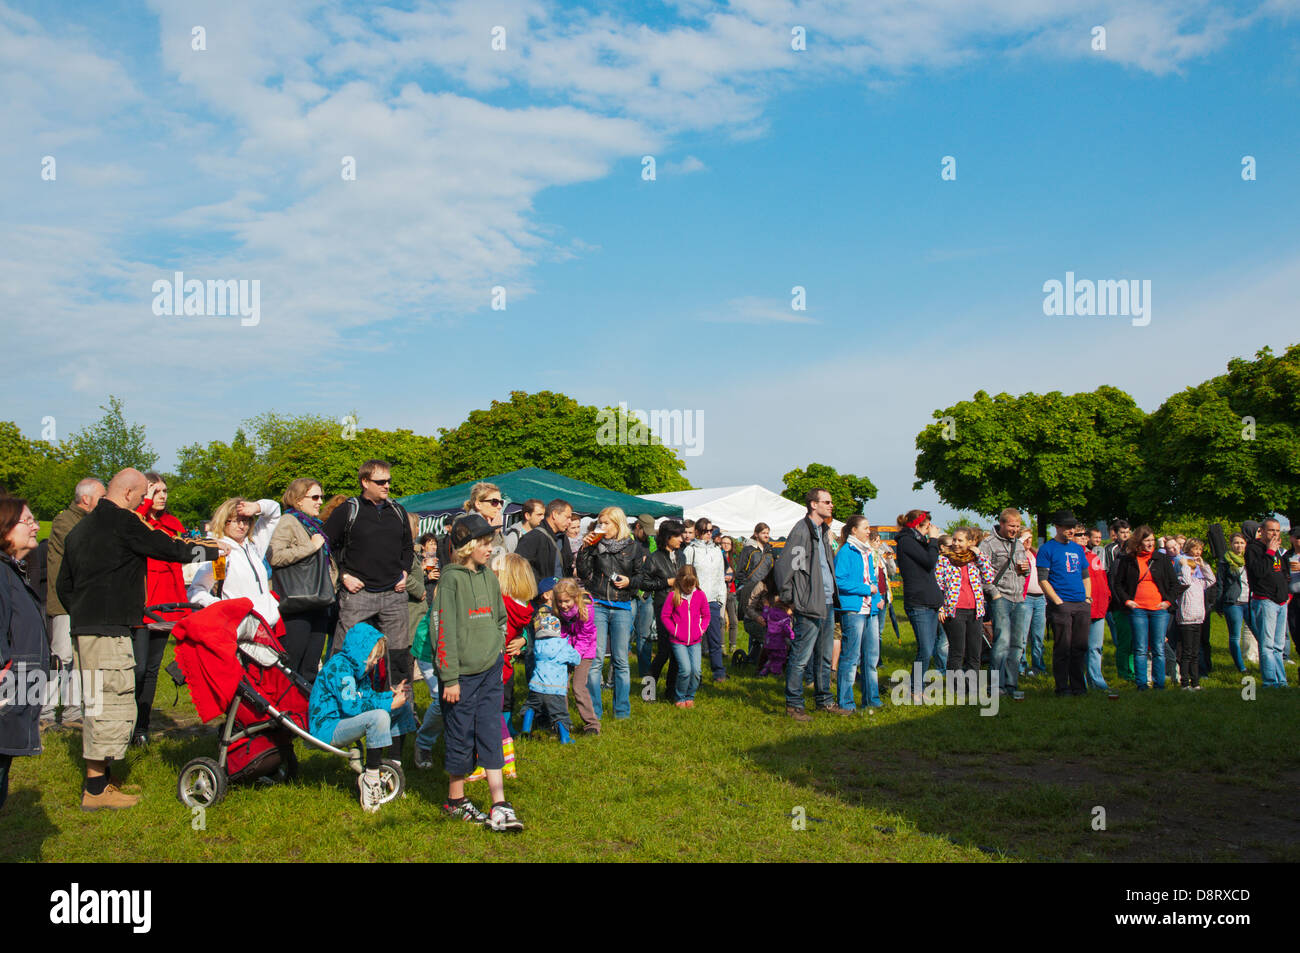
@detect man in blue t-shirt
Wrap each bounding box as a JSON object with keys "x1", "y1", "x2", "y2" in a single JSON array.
[{"x1": 1036, "y1": 509, "x2": 1093, "y2": 696}]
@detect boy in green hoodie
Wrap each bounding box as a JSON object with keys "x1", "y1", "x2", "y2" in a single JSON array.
[{"x1": 434, "y1": 513, "x2": 523, "y2": 832}]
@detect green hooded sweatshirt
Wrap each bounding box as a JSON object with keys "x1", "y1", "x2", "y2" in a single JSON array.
[{"x1": 433, "y1": 561, "x2": 506, "y2": 688}]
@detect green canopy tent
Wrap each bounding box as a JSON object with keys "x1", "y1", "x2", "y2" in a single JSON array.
[{"x1": 397, "y1": 467, "x2": 684, "y2": 536}]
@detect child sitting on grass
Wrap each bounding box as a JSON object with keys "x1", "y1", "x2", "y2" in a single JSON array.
[
  {"x1": 659, "y1": 565, "x2": 708, "y2": 708},
  {"x1": 433, "y1": 513, "x2": 522, "y2": 832},
  {"x1": 308, "y1": 622, "x2": 412, "y2": 813},
  {"x1": 554, "y1": 577, "x2": 600, "y2": 734},
  {"x1": 757, "y1": 592, "x2": 795, "y2": 677},
  {"x1": 519, "y1": 606, "x2": 581, "y2": 741}
]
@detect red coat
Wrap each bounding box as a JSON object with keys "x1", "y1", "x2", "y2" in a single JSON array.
[
  {"x1": 1087, "y1": 549, "x2": 1110, "y2": 621},
  {"x1": 136, "y1": 501, "x2": 189, "y2": 624},
  {"x1": 503, "y1": 597, "x2": 534, "y2": 685}
]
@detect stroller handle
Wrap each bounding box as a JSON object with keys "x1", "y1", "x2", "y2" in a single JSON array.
[{"x1": 143, "y1": 602, "x2": 205, "y2": 623}]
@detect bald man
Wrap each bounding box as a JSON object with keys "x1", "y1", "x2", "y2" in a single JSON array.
[{"x1": 56, "y1": 468, "x2": 229, "y2": 810}]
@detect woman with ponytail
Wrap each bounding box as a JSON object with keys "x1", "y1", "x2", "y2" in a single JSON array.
[{"x1": 894, "y1": 509, "x2": 947, "y2": 696}]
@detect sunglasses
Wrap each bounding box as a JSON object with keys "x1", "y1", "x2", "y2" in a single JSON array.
[
  {"x1": 304, "y1": 494, "x2": 323, "y2": 501},
  {"x1": 368, "y1": 478, "x2": 391, "y2": 486},
  {"x1": 482, "y1": 499, "x2": 504, "y2": 507},
  {"x1": 227, "y1": 515, "x2": 253, "y2": 525}
]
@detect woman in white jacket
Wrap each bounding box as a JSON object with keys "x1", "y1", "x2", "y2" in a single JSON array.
[
  {"x1": 683, "y1": 518, "x2": 728, "y2": 682},
  {"x1": 188, "y1": 497, "x2": 282, "y2": 627}
]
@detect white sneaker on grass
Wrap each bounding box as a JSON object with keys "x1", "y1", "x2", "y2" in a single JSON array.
[{"x1": 488, "y1": 801, "x2": 524, "y2": 832}]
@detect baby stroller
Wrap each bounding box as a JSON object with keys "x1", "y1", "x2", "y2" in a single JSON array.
[{"x1": 156, "y1": 599, "x2": 405, "y2": 810}]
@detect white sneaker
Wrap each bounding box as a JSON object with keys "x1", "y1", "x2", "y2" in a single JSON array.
[
  {"x1": 358, "y1": 770, "x2": 385, "y2": 813},
  {"x1": 487, "y1": 801, "x2": 524, "y2": 832}
]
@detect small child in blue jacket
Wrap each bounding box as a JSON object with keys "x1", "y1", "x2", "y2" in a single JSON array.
[{"x1": 519, "y1": 607, "x2": 581, "y2": 743}]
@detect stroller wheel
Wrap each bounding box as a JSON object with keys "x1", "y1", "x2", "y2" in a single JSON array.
[
  {"x1": 356, "y1": 759, "x2": 405, "y2": 808},
  {"x1": 177, "y1": 757, "x2": 228, "y2": 809}
]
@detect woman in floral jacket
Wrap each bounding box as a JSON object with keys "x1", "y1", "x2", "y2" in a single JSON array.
[{"x1": 935, "y1": 527, "x2": 1001, "y2": 674}]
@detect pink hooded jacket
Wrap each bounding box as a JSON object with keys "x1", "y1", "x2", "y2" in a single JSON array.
[{"x1": 660, "y1": 588, "x2": 710, "y2": 646}]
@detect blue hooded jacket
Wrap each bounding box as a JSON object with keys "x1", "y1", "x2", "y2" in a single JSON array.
[
  {"x1": 309, "y1": 622, "x2": 416, "y2": 743},
  {"x1": 834, "y1": 539, "x2": 884, "y2": 615},
  {"x1": 528, "y1": 615, "x2": 581, "y2": 696}
]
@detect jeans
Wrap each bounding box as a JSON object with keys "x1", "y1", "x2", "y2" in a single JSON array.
[
  {"x1": 1222, "y1": 603, "x2": 1247, "y2": 671},
  {"x1": 1106, "y1": 609, "x2": 1135, "y2": 682},
  {"x1": 705, "y1": 601, "x2": 726, "y2": 679},
  {"x1": 590, "y1": 603, "x2": 633, "y2": 719},
  {"x1": 1023, "y1": 594, "x2": 1047, "y2": 672},
  {"x1": 633, "y1": 595, "x2": 656, "y2": 676},
  {"x1": 838, "y1": 612, "x2": 881, "y2": 709},
  {"x1": 670, "y1": 642, "x2": 702, "y2": 702},
  {"x1": 724, "y1": 592, "x2": 738, "y2": 653},
  {"x1": 785, "y1": 605, "x2": 835, "y2": 710},
  {"x1": 1252, "y1": 599, "x2": 1290, "y2": 687},
  {"x1": 904, "y1": 605, "x2": 944, "y2": 693},
  {"x1": 1086, "y1": 617, "x2": 1109, "y2": 690},
  {"x1": 41, "y1": 614, "x2": 79, "y2": 722},
  {"x1": 1128, "y1": 607, "x2": 1171, "y2": 688},
  {"x1": 331, "y1": 709, "x2": 393, "y2": 750},
  {"x1": 414, "y1": 659, "x2": 442, "y2": 751},
  {"x1": 989, "y1": 597, "x2": 1030, "y2": 694}
]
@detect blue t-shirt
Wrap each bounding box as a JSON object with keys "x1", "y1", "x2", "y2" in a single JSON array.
[
  {"x1": 816, "y1": 532, "x2": 834, "y2": 605},
  {"x1": 1037, "y1": 538, "x2": 1088, "y2": 603}
]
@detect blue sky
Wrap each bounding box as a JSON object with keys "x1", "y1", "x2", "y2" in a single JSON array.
[{"x1": 3, "y1": 0, "x2": 1298, "y2": 528}]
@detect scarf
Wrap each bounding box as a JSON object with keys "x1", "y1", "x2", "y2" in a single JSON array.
[
  {"x1": 287, "y1": 508, "x2": 331, "y2": 560},
  {"x1": 948, "y1": 549, "x2": 976, "y2": 566},
  {"x1": 0, "y1": 550, "x2": 28, "y2": 582},
  {"x1": 1224, "y1": 550, "x2": 1245, "y2": 570}
]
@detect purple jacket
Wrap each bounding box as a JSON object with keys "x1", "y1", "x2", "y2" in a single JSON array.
[
  {"x1": 559, "y1": 603, "x2": 598, "y2": 659},
  {"x1": 660, "y1": 588, "x2": 710, "y2": 646}
]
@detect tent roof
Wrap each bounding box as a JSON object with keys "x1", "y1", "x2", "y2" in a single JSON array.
[
  {"x1": 397, "y1": 467, "x2": 684, "y2": 518},
  {"x1": 638, "y1": 484, "x2": 844, "y2": 539}
]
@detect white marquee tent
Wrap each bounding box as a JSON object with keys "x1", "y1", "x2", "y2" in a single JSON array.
[{"x1": 638, "y1": 485, "x2": 845, "y2": 540}]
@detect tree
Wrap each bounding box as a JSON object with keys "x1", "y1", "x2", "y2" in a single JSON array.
[
  {"x1": 780, "y1": 462, "x2": 878, "y2": 523},
  {"x1": 17, "y1": 443, "x2": 86, "y2": 521},
  {"x1": 169, "y1": 429, "x2": 260, "y2": 528},
  {"x1": 436, "y1": 391, "x2": 690, "y2": 494},
  {"x1": 68, "y1": 395, "x2": 157, "y2": 480},
  {"x1": 913, "y1": 387, "x2": 1145, "y2": 540},
  {"x1": 261, "y1": 427, "x2": 441, "y2": 502},
  {"x1": 0, "y1": 421, "x2": 37, "y2": 493},
  {"x1": 943, "y1": 513, "x2": 983, "y2": 535},
  {"x1": 1130, "y1": 344, "x2": 1300, "y2": 528}
]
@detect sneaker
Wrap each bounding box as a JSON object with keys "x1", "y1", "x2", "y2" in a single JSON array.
[
  {"x1": 785, "y1": 706, "x2": 812, "y2": 722},
  {"x1": 817, "y1": 703, "x2": 854, "y2": 716},
  {"x1": 488, "y1": 801, "x2": 525, "y2": 832},
  {"x1": 1191, "y1": 685, "x2": 1203, "y2": 691},
  {"x1": 674, "y1": 701, "x2": 689, "y2": 709},
  {"x1": 81, "y1": 783, "x2": 141, "y2": 812},
  {"x1": 465, "y1": 766, "x2": 487, "y2": 783},
  {"x1": 130, "y1": 732, "x2": 149, "y2": 748},
  {"x1": 441, "y1": 798, "x2": 488, "y2": 823},
  {"x1": 684, "y1": 700, "x2": 695, "y2": 709},
  {"x1": 581, "y1": 725, "x2": 600, "y2": 735},
  {"x1": 358, "y1": 771, "x2": 385, "y2": 813},
  {"x1": 414, "y1": 746, "x2": 433, "y2": 769}
]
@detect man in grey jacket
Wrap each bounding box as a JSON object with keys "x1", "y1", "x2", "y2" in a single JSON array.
[
  {"x1": 771, "y1": 488, "x2": 849, "y2": 720},
  {"x1": 979, "y1": 507, "x2": 1031, "y2": 697}
]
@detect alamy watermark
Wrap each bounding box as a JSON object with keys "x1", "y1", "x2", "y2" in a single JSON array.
[
  {"x1": 1042, "y1": 271, "x2": 1150, "y2": 327},
  {"x1": 152, "y1": 272, "x2": 261, "y2": 326},
  {"x1": 0, "y1": 665, "x2": 104, "y2": 715},
  {"x1": 596, "y1": 401, "x2": 704, "y2": 457},
  {"x1": 889, "y1": 666, "x2": 1001, "y2": 716}
]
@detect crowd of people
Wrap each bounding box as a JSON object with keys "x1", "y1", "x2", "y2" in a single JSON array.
[{"x1": 2, "y1": 467, "x2": 1297, "y2": 826}]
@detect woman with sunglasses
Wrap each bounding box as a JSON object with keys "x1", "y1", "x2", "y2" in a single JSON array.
[
  {"x1": 188, "y1": 496, "x2": 282, "y2": 627},
  {"x1": 270, "y1": 478, "x2": 337, "y2": 683}
]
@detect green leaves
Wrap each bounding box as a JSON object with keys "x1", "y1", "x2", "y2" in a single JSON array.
[{"x1": 780, "y1": 462, "x2": 878, "y2": 522}]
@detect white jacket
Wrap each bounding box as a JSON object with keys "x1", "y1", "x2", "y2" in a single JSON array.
[
  {"x1": 684, "y1": 539, "x2": 727, "y2": 604},
  {"x1": 188, "y1": 499, "x2": 282, "y2": 626}
]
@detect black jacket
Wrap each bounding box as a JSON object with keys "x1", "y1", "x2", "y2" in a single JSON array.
[
  {"x1": 1244, "y1": 538, "x2": 1290, "y2": 604},
  {"x1": 516, "y1": 523, "x2": 565, "y2": 590},
  {"x1": 1111, "y1": 550, "x2": 1185, "y2": 607},
  {"x1": 56, "y1": 499, "x2": 220, "y2": 638},
  {"x1": 323, "y1": 496, "x2": 412, "y2": 591},
  {"x1": 1, "y1": 553, "x2": 49, "y2": 757},
  {"x1": 895, "y1": 527, "x2": 943, "y2": 609},
  {"x1": 576, "y1": 537, "x2": 647, "y2": 604},
  {"x1": 642, "y1": 547, "x2": 685, "y2": 618}
]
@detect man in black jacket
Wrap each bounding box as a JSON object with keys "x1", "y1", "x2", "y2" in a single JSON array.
[
  {"x1": 516, "y1": 499, "x2": 572, "y2": 597},
  {"x1": 1246, "y1": 518, "x2": 1291, "y2": 688},
  {"x1": 56, "y1": 468, "x2": 226, "y2": 810}
]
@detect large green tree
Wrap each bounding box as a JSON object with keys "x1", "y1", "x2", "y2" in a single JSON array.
[
  {"x1": 1130, "y1": 344, "x2": 1300, "y2": 527},
  {"x1": 780, "y1": 462, "x2": 878, "y2": 523},
  {"x1": 68, "y1": 395, "x2": 157, "y2": 480},
  {"x1": 436, "y1": 391, "x2": 690, "y2": 494},
  {"x1": 0, "y1": 421, "x2": 37, "y2": 493},
  {"x1": 913, "y1": 386, "x2": 1145, "y2": 539}
]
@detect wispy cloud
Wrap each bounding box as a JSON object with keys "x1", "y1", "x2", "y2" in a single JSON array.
[{"x1": 704, "y1": 295, "x2": 819, "y2": 325}]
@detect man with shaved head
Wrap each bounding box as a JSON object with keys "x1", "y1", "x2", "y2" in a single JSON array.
[{"x1": 57, "y1": 468, "x2": 229, "y2": 810}]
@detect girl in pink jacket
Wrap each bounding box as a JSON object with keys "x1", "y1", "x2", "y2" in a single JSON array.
[
  {"x1": 554, "y1": 578, "x2": 600, "y2": 734},
  {"x1": 660, "y1": 566, "x2": 710, "y2": 707}
]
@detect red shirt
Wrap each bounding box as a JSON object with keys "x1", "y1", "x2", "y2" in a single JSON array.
[
  {"x1": 135, "y1": 501, "x2": 189, "y2": 624},
  {"x1": 956, "y1": 568, "x2": 976, "y2": 610},
  {"x1": 1087, "y1": 549, "x2": 1109, "y2": 620}
]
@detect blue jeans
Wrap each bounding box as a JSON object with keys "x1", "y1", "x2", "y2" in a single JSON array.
[
  {"x1": 1086, "y1": 617, "x2": 1109, "y2": 690},
  {"x1": 905, "y1": 605, "x2": 944, "y2": 692},
  {"x1": 1222, "y1": 603, "x2": 1247, "y2": 671},
  {"x1": 705, "y1": 601, "x2": 726, "y2": 679},
  {"x1": 331, "y1": 709, "x2": 393, "y2": 750},
  {"x1": 989, "y1": 597, "x2": 1030, "y2": 694},
  {"x1": 1128, "y1": 607, "x2": 1171, "y2": 688},
  {"x1": 1023, "y1": 594, "x2": 1046, "y2": 672},
  {"x1": 414, "y1": 659, "x2": 442, "y2": 750},
  {"x1": 1252, "y1": 599, "x2": 1289, "y2": 687},
  {"x1": 838, "y1": 612, "x2": 881, "y2": 709},
  {"x1": 633, "y1": 595, "x2": 656, "y2": 676},
  {"x1": 785, "y1": 605, "x2": 835, "y2": 709},
  {"x1": 590, "y1": 603, "x2": 633, "y2": 719},
  {"x1": 670, "y1": 642, "x2": 702, "y2": 702}
]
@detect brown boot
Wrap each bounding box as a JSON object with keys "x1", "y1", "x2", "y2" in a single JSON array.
[
  {"x1": 785, "y1": 706, "x2": 812, "y2": 722},
  {"x1": 81, "y1": 783, "x2": 141, "y2": 811}
]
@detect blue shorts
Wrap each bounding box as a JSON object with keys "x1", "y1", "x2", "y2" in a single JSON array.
[{"x1": 442, "y1": 656, "x2": 505, "y2": 776}]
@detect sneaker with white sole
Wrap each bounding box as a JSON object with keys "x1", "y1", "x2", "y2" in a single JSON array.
[
  {"x1": 488, "y1": 801, "x2": 524, "y2": 832},
  {"x1": 358, "y1": 770, "x2": 385, "y2": 813},
  {"x1": 414, "y1": 746, "x2": 433, "y2": 769},
  {"x1": 441, "y1": 798, "x2": 488, "y2": 823}
]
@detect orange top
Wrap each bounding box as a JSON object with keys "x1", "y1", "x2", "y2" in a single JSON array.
[{"x1": 1133, "y1": 552, "x2": 1163, "y2": 610}]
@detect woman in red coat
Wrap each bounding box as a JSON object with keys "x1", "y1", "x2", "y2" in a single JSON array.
[{"x1": 131, "y1": 472, "x2": 190, "y2": 746}]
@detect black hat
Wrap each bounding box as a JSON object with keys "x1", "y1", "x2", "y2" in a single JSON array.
[
  {"x1": 1050, "y1": 509, "x2": 1079, "y2": 528},
  {"x1": 449, "y1": 513, "x2": 493, "y2": 549}
]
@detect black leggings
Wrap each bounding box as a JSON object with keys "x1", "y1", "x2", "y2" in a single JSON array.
[
  {"x1": 943, "y1": 608, "x2": 983, "y2": 672},
  {"x1": 132, "y1": 627, "x2": 168, "y2": 728},
  {"x1": 648, "y1": 596, "x2": 679, "y2": 701},
  {"x1": 280, "y1": 607, "x2": 330, "y2": 685}
]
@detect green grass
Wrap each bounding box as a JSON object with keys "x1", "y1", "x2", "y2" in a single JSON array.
[{"x1": 4, "y1": 615, "x2": 1298, "y2": 862}]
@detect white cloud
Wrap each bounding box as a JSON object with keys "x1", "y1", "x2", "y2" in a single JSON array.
[
  {"x1": 705, "y1": 295, "x2": 820, "y2": 324},
  {"x1": 662, "y1": 155, "x2": 708, "y2": 174}
]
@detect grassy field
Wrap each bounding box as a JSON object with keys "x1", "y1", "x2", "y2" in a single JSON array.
[{"x1": 4, "y1": 614, "x2": 1299, "y2": 863}]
